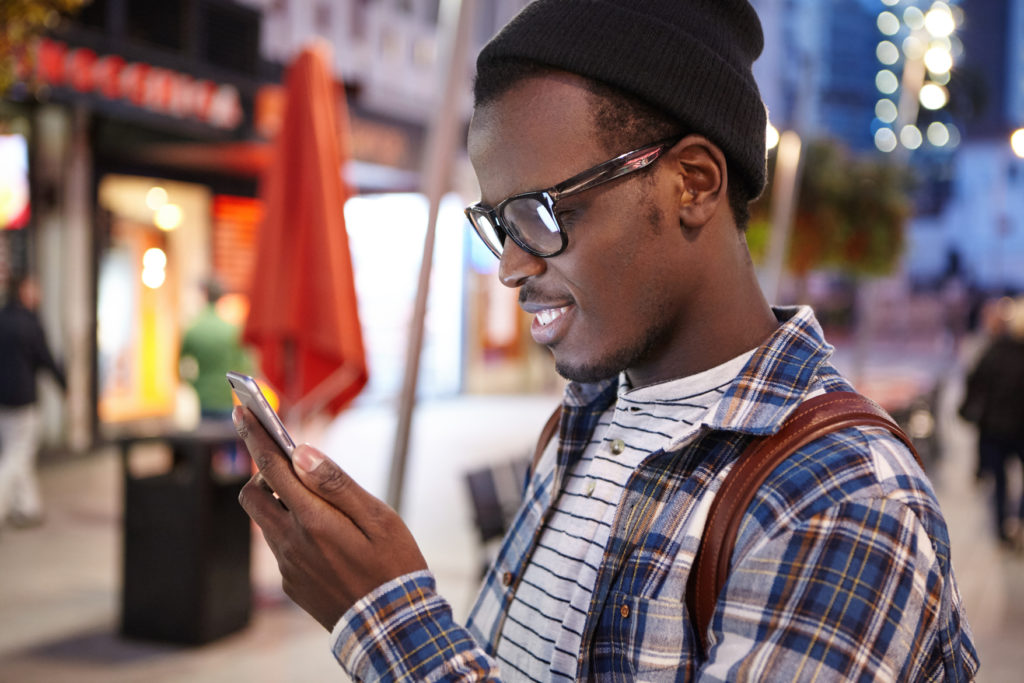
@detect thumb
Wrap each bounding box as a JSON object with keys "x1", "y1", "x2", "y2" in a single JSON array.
[
  {"x1": 291, "y1": 444, "x2": 377, "y2": 521},
  {"x1": 292, "y1": 443, "x2": 328, "y2": 476}
]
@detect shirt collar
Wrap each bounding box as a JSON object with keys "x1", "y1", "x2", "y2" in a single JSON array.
[{"x1": 705, "y1": 305, "x2": 835, "y2": 435}]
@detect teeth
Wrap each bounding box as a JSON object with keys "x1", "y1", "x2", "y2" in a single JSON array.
[{"x1": 536, "y1": 306, "x2": 569, "y2": 326}]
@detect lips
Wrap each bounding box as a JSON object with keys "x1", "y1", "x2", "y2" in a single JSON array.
[{"x1": 527, "y1": 303, "x2": 574, "y2": 345}]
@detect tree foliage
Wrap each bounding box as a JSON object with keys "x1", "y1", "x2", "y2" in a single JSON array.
[
  {"x1": 748, "y1": 138, "x2": 915, "y2": 278},
  {"x1": 0, "y1": 0, "x2": 90, "y2": 95}
]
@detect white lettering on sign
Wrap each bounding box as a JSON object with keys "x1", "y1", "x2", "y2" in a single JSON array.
[{"x1": 34, "y1": 38, "x2": 243, "y2": 130}]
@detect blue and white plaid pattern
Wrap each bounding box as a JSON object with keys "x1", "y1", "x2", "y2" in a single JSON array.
[{"x1": 333, "y1": 306, "x2": 979, "y2": 681}]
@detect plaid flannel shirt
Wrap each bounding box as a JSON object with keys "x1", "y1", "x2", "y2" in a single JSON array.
[{"x1": 333, "y1": 306, "x2": 979, "y2": 681}]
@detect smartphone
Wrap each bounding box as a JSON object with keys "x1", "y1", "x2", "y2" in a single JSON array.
[{"x1": 226, "y1": 371, "x2": 296, "y2": 457}]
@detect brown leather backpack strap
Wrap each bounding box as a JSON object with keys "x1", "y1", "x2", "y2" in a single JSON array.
[
  {"x1": 686, "y1": 391, "x2": 920, "y2": 656},
  {"x1": 532, "y1": 405, "x2": 563, "y2": 473}
]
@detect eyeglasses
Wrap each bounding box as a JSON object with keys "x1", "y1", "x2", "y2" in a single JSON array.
[{"x1": 465, "y1": 138, "x2": 678, "y2": 259}]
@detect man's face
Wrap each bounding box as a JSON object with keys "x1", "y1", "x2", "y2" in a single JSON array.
[
  {"x1": 18, "y1": 278, "x2": 40, "y2": 310},
  {"x1": 468, "y1": 74, "x2": 705, "y2": 386}
]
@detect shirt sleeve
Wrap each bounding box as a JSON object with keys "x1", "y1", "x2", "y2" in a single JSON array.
[
  {"x1": 331, "y1": 570, "x2": 503, "y2": 682},
  {"x1": 700, "y1": 496, "x2": 976, "y2": 682}
]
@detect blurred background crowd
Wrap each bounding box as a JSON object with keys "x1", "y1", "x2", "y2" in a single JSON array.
[{"x1": 1, "y1": 0, "x2": 1023, "y2": 680}]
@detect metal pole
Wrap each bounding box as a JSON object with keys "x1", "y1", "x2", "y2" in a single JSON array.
[
  {"x1": 760, "y1": 130, "x2": 803, "y2": 304},
  {"x1": 387, "y1": 0, "x2": 475, "y2": 513}
]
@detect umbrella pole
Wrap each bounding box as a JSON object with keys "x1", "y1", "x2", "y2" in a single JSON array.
[{"x1": 387, "y1": 0, "x2": 474, "y2": 514}]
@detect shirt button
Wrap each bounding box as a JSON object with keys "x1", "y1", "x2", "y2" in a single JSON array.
[
  {"x1": 585, "y1": 480, "x2": 596, "y2": 496},
  {"x1": 620, "y1": 604, "x2": 630, "y2": 618},
  {"x1": 502, "y1": 571, "x2": 514, "y2": 587},
  {"x1": 610, "y1": 439, "x2": 625, "y2": 455}
]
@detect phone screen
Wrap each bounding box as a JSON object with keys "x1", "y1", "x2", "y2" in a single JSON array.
[{"x1": 226, "y1": 372, "x2": 296, "y2": 456}]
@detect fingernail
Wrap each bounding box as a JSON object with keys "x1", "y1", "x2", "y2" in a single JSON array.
[
  {"x1": 232, "y1": 406, "x2": 243, "y2": 427},
  {"x1": 293, "y1": 445, "x2": 323, "y2": 473}
]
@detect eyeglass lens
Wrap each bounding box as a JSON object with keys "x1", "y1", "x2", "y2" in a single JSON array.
[
  {"x1": 471, "y1": 198, "x2": 563, "y2": 257},
  {"x1": 472, "y1": 212, "x2": 506, "y2": 256},
  {"x1": 503, "y1": 197, "x2": 562, "y2": 255}
]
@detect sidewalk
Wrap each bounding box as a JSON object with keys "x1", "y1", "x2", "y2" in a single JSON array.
[
  {"x1": 0, "y1": 395, "x2": 558, "y2": 682},
  {"x1": 1, "y1": 353, "x2": 1022, "y2": 680}
]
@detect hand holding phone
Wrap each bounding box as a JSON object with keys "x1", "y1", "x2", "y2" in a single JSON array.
[
  {"x1": 231, "y1": 370, "x2": 431, "y2": 630},
  {"x1": 226, "y1": 372, "x2": 296, "y2": 456}
]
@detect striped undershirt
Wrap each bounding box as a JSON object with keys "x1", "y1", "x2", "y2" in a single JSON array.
[{"x1": 494, "y1": 349, "x2": 756, "y2": 680}]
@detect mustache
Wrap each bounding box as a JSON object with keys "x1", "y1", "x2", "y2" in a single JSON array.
[
  {"x1": 518, "y1": 283, "x2": 547, "y2": 305},
  {"x1": 518, "y1": 283, "x2": 573, "y2": 307}
]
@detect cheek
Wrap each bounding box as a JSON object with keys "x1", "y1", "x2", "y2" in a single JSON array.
[{"x1": 560, "y1": 182, "x2": 678, "y2": 315}]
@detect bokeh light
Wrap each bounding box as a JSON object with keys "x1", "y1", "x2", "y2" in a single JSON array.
[
  {"x1": 877, "y1": 11, "x2": 900, "y2": 36},
  {"x1": 141, "y1": 248, "x2": 168, "y2": 289},
  {"x1": 145, "y1": 186, "x2": 168, "y2": 210},
  {"x1": 927, "y1": 122, "x2": 951, "y2": 147},
  {"x1": 766, "y1": 122, "x2": 780, "y2": 151},
  {"x1": 154, "y1": 204, "x2": 183, "y2": 231},
  {"x1": 901, "y1": 124, "x2": 924, "y2": 150},
  {"x1": 924, "y1": 46, "x2": 953, "y2": 74},
  {"x1": 919, "y1": 83, "x2": 949, "y2": 110},
  {"x1": 142, "y1": 268, "x2": 166, "y2": 289},
  {"x1": 950, "y1": 34, "x2": 964, "y2": 59},
  {"x1": 875, "y1": 99, "x2": 899, "y2": 123},
  {"x1": 875, "y1": 127, "x2": 898, "y2": 153},
  {"x1": 903, "y1": 6, "x2": 926, "y2": 31},
  {"x1": 925, "y1": 3, "x2": 956, "y2": 37},
  {"x1": 948, "y1": 123, "x2": 962, "y2": 147},
  {"x1": 931, "y1": 35, "x2": 953, "y2": 52},
  {"x1": 876, "y1": 69, "x2": 899, "y2": 94},
  {"x1": 902, "y1": 35, "x2": 925, "y2": 61},
  {"x1": 1011, "y1": 128, "x2": 1024, "y2": 158},
  {"x1": 877, "y1": 40, "x2": 900, "y2": 65},
  {"x1": 142, "y1": 247, "x2": 167, "y2": 270}
]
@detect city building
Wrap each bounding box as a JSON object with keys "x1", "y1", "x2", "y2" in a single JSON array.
[
  {"x1": 755, "y1": 0, "x2": 882, "y2": 151},
  {"x1": 756, "y1": 0, "x2": 1024, "y2": 293},
  {"x1": 903, "y1": 0, "x2": 1024, "y2": 291}
]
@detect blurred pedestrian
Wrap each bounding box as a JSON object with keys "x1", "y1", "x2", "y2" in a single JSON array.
[
  {"x1": 179, "y1": 278, "x2": 253, "y2": 421},
  {"x1": 0, "y1": 274, "x2": 66, "y2": 529},
  {"x1": 961, "y1": 296, "x2": 1024, "y2": 549},
  {"x1": 961, "y1": 295, "x2": 1014, "y2": 478}
]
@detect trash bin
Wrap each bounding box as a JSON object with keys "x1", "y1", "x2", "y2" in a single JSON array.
[{"x1": 118, "y1": 422, "x2": 252, "y2": 644}]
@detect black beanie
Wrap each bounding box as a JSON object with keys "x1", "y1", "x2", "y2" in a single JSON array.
[{"x1": 476, "y1": 0, "x2": 768, "y2": 199}]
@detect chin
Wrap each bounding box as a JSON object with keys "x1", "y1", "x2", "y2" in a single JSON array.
[
  {"x1": 554, "y1": 356, "x2": 625, "y2": 384},
  {"x1": 552, "y1": 327, "x2": 665, "y2": 385}
]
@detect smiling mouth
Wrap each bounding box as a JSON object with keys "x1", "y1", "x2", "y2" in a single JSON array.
[{"x1": 535, "y1": 306, "x2": 571, "y2": 327}]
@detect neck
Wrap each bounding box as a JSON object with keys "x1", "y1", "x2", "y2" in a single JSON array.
[{"x1": 626, "y1": 232, "x2": 778, "y2": 388}]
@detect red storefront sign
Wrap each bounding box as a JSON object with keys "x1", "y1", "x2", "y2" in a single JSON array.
[{"x1": 31, "y1": 38, "x2": 243, "y2": 130}]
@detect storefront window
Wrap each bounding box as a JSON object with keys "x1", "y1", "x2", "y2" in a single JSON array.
[
  {"x1": 96, "y1": 175, "x2": 212, "y2": 427},
  {"x1": 0, "y1": 133, "x2": 31, "y2": 231}
]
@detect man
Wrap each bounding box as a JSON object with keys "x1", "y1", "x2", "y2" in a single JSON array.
[
  {"x1": 961, "y1": 296, "x2": 1024, "y2": 549},
  {"x1": 179, "y1": 278, "x2": 252, "y2": 420},
  {"x1": 236, "y1": 1, "x2": 979, "y2": 679},
  {"x1": 0, "y1": 275, "x2": 66, "y2": 528}
]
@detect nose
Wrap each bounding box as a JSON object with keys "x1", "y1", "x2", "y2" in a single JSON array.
[{"x1": 498, "y1": 239, "x2": 546, "y2": 288}]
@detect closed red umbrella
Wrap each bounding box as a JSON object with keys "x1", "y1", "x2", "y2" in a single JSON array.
[{"x1": 243, "y1": 43, "x2": 367, "y2": 418}]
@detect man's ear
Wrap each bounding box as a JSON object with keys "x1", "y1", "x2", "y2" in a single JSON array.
[{"x1": 671, "y1": 135, "x2": 727, "y2": 228}]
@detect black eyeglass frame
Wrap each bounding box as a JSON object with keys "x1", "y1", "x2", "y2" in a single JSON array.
[{"x1": 464, "y1": 137, "x2": 679, "y2": 259}]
